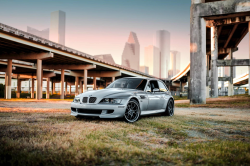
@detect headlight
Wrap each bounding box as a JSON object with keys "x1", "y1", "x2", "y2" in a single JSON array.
[
  {"x1": 99, "y1": 98, "x2": 122, "y2": 104},
  {"x1": 74, "y1": 97, "x2": 80, "y2": 103}
]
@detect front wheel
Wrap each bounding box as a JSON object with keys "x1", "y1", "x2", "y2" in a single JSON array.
[
  {"x1": 164, "y1": 99, "x2": 174, "y2": 116},
  {"x1": 124, "y1": 99, "x2": 140, "y2": 123}
]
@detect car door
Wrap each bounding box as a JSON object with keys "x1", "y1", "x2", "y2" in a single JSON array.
[
  {"x1": 146, "y1": 80, "x2": 162, "y2": 110},
  {"x1": 157, "y1": 80, "x2": 169, "y2": 110}
]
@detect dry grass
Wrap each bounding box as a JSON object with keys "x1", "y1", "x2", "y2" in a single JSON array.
[
  {"x1": 175, "y1": 94, "x2": 250, "y2": 109},
  {"x1": 0, "y1": 107, "x2": 250, "y2": 165}
]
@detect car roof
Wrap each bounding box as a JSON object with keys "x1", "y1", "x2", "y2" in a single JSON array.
[{"x1": 118, "y1": 77, "x2": 159, "y2": 81}]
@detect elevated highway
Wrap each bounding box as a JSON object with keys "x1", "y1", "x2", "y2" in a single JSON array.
[{"x1": 0, "y1": 23, "x2": 155, "y2": 100}]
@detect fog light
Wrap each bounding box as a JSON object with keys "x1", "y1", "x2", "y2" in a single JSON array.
[{"x1": 102, "y1": 110, "x2": 107, "y2": 114}]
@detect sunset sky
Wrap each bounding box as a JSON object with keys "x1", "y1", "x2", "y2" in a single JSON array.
[{"x1": 0, "y1": 0, "x2": 248, "y2": 76}]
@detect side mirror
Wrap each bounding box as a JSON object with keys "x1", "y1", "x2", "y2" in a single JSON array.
[{"x1": 153, "y1": 88, "x2": 160, "y2": 92}]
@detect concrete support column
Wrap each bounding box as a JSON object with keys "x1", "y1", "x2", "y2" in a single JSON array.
[
  {"x1": 80, "y1": 80, "x2": 83, "y2": 93},
  {"x1": 84, "y1": 69, "x2": 88, "y2": 92},
  {"x1": 36, "y1": 59, "x2": 42, "y2": 100},
  {"x1": 65, "y1": 82, "x2": 68, "y2": 95},
  {"x1": 69, "y1": 85, "x2": 71, "y2": 94},
  {"x1": 112, "y1": 77, "x2": 115, "y2": 82},
  {"x1": 190, "y1": 15, "x2": 206, "y2": 104},
  {"x1": 93, "y1": 77, "x2": 97, "y2": 90},
  {"x1": 187, "y1": 73, "x2": 191, "y2": 99},
  {"x1": 211, "y1": 25, "x2": 218, "y2": 98},
  {"x1": 31, "y1": 78, "x2": 34, "y2": 99},
  {"x1": 41, "y1": 72, "x2": 43, "y2": 99},
  {"x1": 180, "y1": 82, "x2": 182, "y2": 93},
  {"x1": 46, "y1": 78, "x2": 50, "y2": 99},
  {"x1": 5, "y1": 59, "x2": 12, "y2": 99},
  {"x1": 249, "y1": 22, "x2": 250, "y2": 95},
  {"x1": 52, "y1": 82, "x2": 55, "y2": 94},
  {"x1": 75, "y1": 77, "x2": 79, "y2": 96},
  {"x1": 206, "y1": 54, "x2": 210, "y2": 98},
  {"x1": 60, "y1": 69, "x2": 65, "y2": 99},
  {"x1": 4, "y1": 73, "x2": 6, "y2": 99},
  {"x1": 16, "y1": 76, "x2": 21, "y2": 98},
  {"x1": 228, "y1": 49, "x2": 234, "y2": 96}
]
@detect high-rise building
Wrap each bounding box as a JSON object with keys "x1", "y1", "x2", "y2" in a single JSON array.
[
  {"x1": 50, "y1": 10, "x2": 66, "y2": 45},
  {"x1": 94, "y1": 54, "x2": 116, "y2": 64},
  {"x1": 169, "y1": 51, "x2": 181, "y2": 78},
  {"x1": 140, "y1": 66, "x2": 149, "y2": 74},
  {"x1": 121, "y1": 32, "x2": 140, "y2": 70},
  {"x1": 155, "y1": 30, "x2": 170, "y2": 78},
  {"x1": 144, "y1": 45, "x2": 160, "y2": 77},
  {"x1": 27, "y1": 26, "x2": 49, "y2": 39}
]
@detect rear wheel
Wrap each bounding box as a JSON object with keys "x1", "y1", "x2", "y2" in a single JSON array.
[
  {"x1": 164, "y1": 99, "x2": 174, "y2": 116},
  {"x1": 124, "y1": 99, "x2": 140, "y2": 123}
]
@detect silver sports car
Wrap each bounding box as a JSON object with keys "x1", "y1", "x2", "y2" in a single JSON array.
[{"x1": 71, "y1": 77, "x2": 174, "y2": 123}]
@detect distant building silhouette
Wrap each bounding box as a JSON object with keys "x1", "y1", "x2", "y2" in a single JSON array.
[
  {"x1": 50, "y1": 10, "x2": 66, "y2": 45},
  {"x1": 144, "y1": 45, "x2": 160, "y2": 77},
  {"x1": 27, "y1": 26, "x2": 49, "y2": 40},
  {"x1": 121, "y1": 32, "x2": 140, "y2": 70},
  {"x1": 140, "y1": 66, "x2": 149, "y2": 74},
  {"x1": 155, "y1": 30, "x2": 170, "y2": 78},
  {"x1": 94, "y1": 54, "x2": 116, "y2": 64},
  {"x1": 169, "y1": 51, "x2": 181, "y2": 78}
]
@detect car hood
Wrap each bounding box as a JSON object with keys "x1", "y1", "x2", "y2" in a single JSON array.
[{"x1": 80, "y1": 88, "x2": 138, "y2": 99}]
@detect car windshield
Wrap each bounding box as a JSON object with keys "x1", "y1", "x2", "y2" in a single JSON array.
[{"x1": 107, "y1": 78, "x2": 147, "y2": 90}]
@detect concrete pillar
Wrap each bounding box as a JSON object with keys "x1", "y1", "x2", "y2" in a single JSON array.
[
  {"x1": 5, "y1": 59, "x2": 12, "y2": 99},
  {"x1": 112, "y1": 77, "x2": 115, "y2": 82},
  {"x1": 4, "y1": 73, "x2": 6, "y2": 99},
  {"x1": 60, "y1": 69, "x2": 65, "y2": 99},
  {"x1": 16, "y1": 76, "x2": 21, "y2": 98},
  {"x1": 52, "y1": 82, "x2": 55, "y2": 94},
  {"x1": 84, "y1": 69, "x2": 88, "y2": 92},
  {"x1": 93, "y1": 77, "x2": 97, "y2": 90},
  {"x1": 69, "y1": 85, "x2": 71, "y2": 94},
  {"x1": 65, "y1": 82, "x2": 68, "y2": 95},
  {"x1": 228, "y1": 49, "x2": 234, "y2": 96},
  {"x1": 190, "y1": 14, "x2": 206, "y2": 104},
  {"x1": 28, "y1": 79, "x2": 31, "y2": 93},
  {"x1": 75, "y1": 76, "x2": 79, "y2": 96},
  {"x1": 31, "y1": 78, "x2": 34, "y2": 99},
  {"x1": 80, "y1": 80, "x2": 83, "y2": 93},
  {"x1": 206, "y1": 54, "x2": 210, "y2": 98},
  {"x1": 46, "y1": 78, "x2": 50, "y2": 99},
  {"x1": 249, "y1": 22, "x2": 250, "y2": 95},
  {"x1": 187, "y1": 73, "x2": 191, "y2": 99},
  {"x1": 40, "y1": 71, "x2": 43, "y2": 99},
  {"x1": 180, "y1": 82, "x2": 182, "y2": 93},
  {"x1": 211, "y1": 25, "x2": 218, "y2": 98},
  {"x1": 36, "y1": 59, "x2": 42, "y2": 100}
]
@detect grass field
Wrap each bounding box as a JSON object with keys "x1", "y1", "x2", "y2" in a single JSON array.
[
  {"x1": 175, "y1": 94, "x2": 250, "y2": 109},
  {"x1": 0, "y1": 108, "x2": 250, "y2": 165}
]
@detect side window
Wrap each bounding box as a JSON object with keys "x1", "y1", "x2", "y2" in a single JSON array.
[
  {"x1": 158, "y1": 81, "x2": 168, "y2": 92},
  {"x1": 145, "y1": 82, "x2": 151, "y2": 92},
  {"x1": 150, "y1": 81, "x2": 159, "y2": 91}
]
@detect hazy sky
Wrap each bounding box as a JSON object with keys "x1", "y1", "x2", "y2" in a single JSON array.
[{"x1": 0, "y1": 0, "x2": 248, "y2": 76}]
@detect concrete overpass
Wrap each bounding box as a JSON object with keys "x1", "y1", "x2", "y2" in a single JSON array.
[
  {"x1": 190, "y1": 0, "x2": 250, "y2": 104},
  {"x1": 0, "y1": 23, "x2": 155, "y2": 100},
  {"x1": 170, "y1": 62, "x2": 249, "y2": 95}
]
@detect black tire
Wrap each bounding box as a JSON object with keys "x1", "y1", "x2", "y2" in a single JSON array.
[
  {"x1": 124, "y1": 99, "x2": 141, "y2": 123},
  {"x1": 164, "y1": 99, "x2": 174, "y2": 116}
]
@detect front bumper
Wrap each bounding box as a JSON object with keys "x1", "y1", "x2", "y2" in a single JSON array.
[{"x1": 71, "y1": 102, "x2": 126, "y2": 118}]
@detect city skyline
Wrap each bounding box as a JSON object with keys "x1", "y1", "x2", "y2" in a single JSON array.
[{"x1": 0, "y1": 0, "x2": 248, "y2": 76}]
